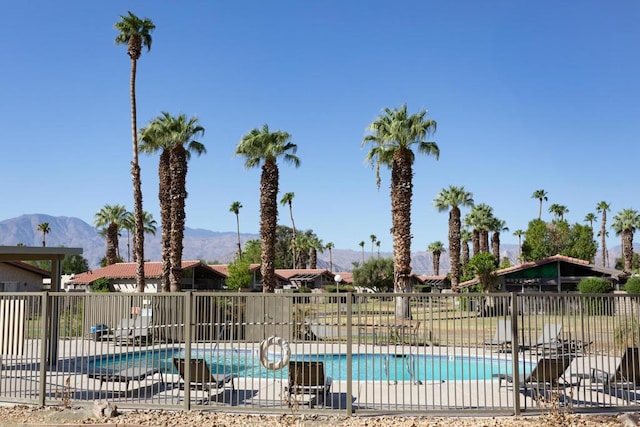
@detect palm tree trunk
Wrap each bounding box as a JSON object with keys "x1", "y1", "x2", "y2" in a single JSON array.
[
  {"x1": 159, "y1": 150, "x2": 171, "y2": 292},
  {"x1": 480, "y1": 231, "x2": 489, "y2": 253},
  {"x1": 492, "y1": 232, "x2": 500, "y2": 260},
  {"x1": 601, "y1": 212, "x2": 607, "y2": 267},
  {"x1": 289, "y1": 204, "x2": 297, "y2": 269},
  {"x1": 623, "y1": 231, "x2": 633, "y2": 272},
  {"x1": 538, "y1": 200, "x2": 542, "y2": 220},
  {"x1": 235, "y1": 213, "x2": 242, "y2": 259},
  {"x1": 472, "y1": 230, "x2": 480, "y2": 256},
  {"x1": 260, "y1": 161, "x2": 279, "y2": 292},
  {"x1": 130, "y1": 57, "x2": 146, "y2": 293},
  {"x1": 329, "y1": 248, "x2": 333, "y2": 272},
  {"x1": 433, "y1": 253, "x2": 440, "y2": 276},
  {"x1": 106, "y1": 223, "x2": 118, "y2": 265},
  {"x1": 391, "y1": 147, "x2": 413, "y2": 319},
  {"x1": 449, "y1": 207, "x2": 461, "y2": 291},
  {"x1": 310, "y1": 248, "x2": 317, "y2": 269},
  {"x1": 462, "y1": 241, "x2": 470, "y2": 274},
  {"x1": 169, "y1": 145, "x2": 187, "y2": 292}
]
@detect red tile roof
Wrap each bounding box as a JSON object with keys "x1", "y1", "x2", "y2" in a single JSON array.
[{"x1": 70, "y1": 260, "x2": 210, "y2": 284}]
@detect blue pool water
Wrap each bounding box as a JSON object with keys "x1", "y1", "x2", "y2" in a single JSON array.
[{"x1": 90, "y1": 349, "x2": 532, "y2": 382}]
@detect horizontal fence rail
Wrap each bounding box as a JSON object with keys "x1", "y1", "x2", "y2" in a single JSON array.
[{"x1": 0, "y1": 291, "x2": 639, "y2": 415}]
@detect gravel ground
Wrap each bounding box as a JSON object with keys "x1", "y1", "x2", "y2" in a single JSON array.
[{"x1": 0, "y1": 405, "x2": 634, "y2": 427}]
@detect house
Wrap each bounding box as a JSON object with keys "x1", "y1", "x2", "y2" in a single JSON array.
[
  {"x1": 459, "y1": 254, "x2": 628, "y2": 293},
  {"x1": 69, "y1": 260, "x2": 227, "y2": 292},
  {"x1": 0, "y1": 261, "x2": 50, "y2": 292},
  {"x1": 209, "y1": 265, "x2": 339, "y2": 291},
  {"x1": 274, "y1": 269, "x2": 336, "y2": 290},
  {"x1": 417, "y1": 275, "x2": 449, "y2": 292}
]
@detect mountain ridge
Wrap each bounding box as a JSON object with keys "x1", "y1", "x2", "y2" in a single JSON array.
[{"x1": 0, "y1": 214, "x2": 620, "y2": 274}]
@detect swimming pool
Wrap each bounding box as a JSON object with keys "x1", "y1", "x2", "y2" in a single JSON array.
[{"x1": 90, "y1": 349, "x2": 532, "y2": 382}]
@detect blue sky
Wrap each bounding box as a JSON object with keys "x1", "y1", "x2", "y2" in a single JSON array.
[{"x1": 1, "y1": 1, "x2": 638, "y2": 254}]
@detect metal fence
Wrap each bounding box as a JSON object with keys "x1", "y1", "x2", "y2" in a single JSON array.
[{"x1": 1, "y1": 291, "x2": 639, "y2": 415}]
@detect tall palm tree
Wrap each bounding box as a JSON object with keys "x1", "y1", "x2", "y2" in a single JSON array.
[
  {"x1": 434, "y1": 185, "x2": 474, "y2": 291},
  {"x1": 532, "y1": 189, "x2": 548, "y2": 220},
  {"x1": 295, "y1": 234, "x2": 312, "y2": 269},
  {"x1": 359, "y1": 241, "x2": 365, "y2": 264},
  {"x1": 229, "y1": 201, "x2": 243, "y2": 259},
  {"x1": 548, "y1": 203, "x2": 569, "y2": 221},
  {"x1": 465, "y1": 204, "x2": 493, "y2": 254},
  {"x1": 611, "y1": 208, "x2": 640, "y2": 272},
  {"x1": 363, "y1": 104, "x2": 438, "y2": 319},
  {"x1": 235, "y1": 124, "x2": 300, "y2": 292},
  {"x1": 325, "y1": 242, "x2": 335, "y2": 272},
  {"x1": 308, "y1": 236, "x2": 324, "y2": 269},
  {"x1": 370, "y1": 234, "x2": 377, "y2": 258},
  {"x1": 37, "y1": 222, "x2": 51, "y2": 247},
  {"x1": 464, "y1": 211, "x2": 481, "y2": 257},
  {"x1": 115, "y1": 11, "x2": 155, "y2": 293},
  {"x1": 121, "y1": 211, "x2": 135, "y2": 262},
  {"x1": 460, "y1": 229, "x2": 472, "y2": 274},
  {"x1": 596, "y1": 201, "x2": 611, "y2": 267},
  {"x1": 489, "y1": 217, "x2": 508, "y2": 261},
  {"x1": 427, "y1": 241, "x2": 446, "y2": 276},
  {"x1": 513, "y1": 229, "x2": 524, "y2": 262},
  {"x1": 140, "y1": 211, "x2": 157, "y2": 256},
  {"x1": 376, "y1": 240, "x2": 381, "y2": 258},
  {"x1": 584, "y1": 212, "x2": 597, "y2": 247},
  {"x1": 122, "y1": 210, "x2": 157, "y2": 262},
  {"x1": 140, "y1": 112, "x2": 206, "y2": 292},
  {"x1": 94, "y1": 204, "x2": 127, "y2": 266},
  {"x1": 280, "y1": 192, "x2": 297, "y2": 268},
  {"x1": 584, "y1": 213, "x2": 597, "y2": 229}
]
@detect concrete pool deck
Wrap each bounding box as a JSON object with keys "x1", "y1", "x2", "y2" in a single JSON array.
[{"x1": 0, "y1": 339, "x2": 636, "y2": 413}]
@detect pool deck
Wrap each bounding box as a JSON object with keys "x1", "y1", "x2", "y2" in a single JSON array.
[{"x1": 0, "y1": 339, "x2": 635, "y2": 413}]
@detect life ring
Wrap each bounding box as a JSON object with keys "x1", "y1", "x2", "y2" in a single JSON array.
[{"x1": 259, "y1": 335, "x2": 291, "y2": 370}]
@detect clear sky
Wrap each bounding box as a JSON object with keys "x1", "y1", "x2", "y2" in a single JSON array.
[{"x1": 1, "y1": 1, "x2": 638, "y2": 254}]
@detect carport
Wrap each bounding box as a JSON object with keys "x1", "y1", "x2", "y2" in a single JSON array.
[{"x1": 0, "y1": 246, "x2": 83, "y2": 365}]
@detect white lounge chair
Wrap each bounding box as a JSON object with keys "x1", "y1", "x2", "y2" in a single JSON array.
[
  {"x1": 484, "y1": 319, "x2": 513, "y2": 350},
  {"x1": 520, "y1": 323, "x2": 563, "y2": 352}
]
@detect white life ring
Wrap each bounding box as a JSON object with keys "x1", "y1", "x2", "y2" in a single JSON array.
[{"x1": 259, "y1": 335, "x2": 291, "y2": 370}]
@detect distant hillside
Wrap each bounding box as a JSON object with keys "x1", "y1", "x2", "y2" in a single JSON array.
[
  {"x1": 0, "y1": 214, "x2": 623, "y2": 273},
  {"x1": 0, "y1": 214, "x2": 258, "y2": 269}
]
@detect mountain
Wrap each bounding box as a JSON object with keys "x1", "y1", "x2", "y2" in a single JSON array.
[
  {"x1": 0, "y1": 214, "x2": 623, "y2": 273},
  {"x1": 0, "y1": 214, "x2": 257, "y2": 269}
]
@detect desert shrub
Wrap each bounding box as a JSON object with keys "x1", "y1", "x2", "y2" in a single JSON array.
[
  {"x1": 614, "y1": 317, "x2": 639, "y2": 348},
  {"x1": 624, "y1": 277, "x2": 640, "y2": 294}
]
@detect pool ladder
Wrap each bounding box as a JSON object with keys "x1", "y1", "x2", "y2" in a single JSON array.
[
  {"x1": 405, "y1": 355, "x2": 422, "y2": 385},
  {"x1": 383, "y1": 356, "x2": 397, "y2": 384},
  {"x1": 383, "y1": 355, "x2": 422, "y2": 385}
]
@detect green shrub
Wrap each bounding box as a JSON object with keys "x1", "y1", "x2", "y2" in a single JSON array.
[
  {"x1": 577, "y1": 277, "x2": 613, "y2": 294},
  {"x1": 226, "y1": 258, "x2": 252, "y2": 290},
  {"x1": 624, "y1": 277, "x2": 640, "y2": 294},
  {"x1": 577, "y1": 277, "x2": 613, "y2": 315},
  {"x1": 90, "y1": 278, "x2": 111, "y2": 293}
]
